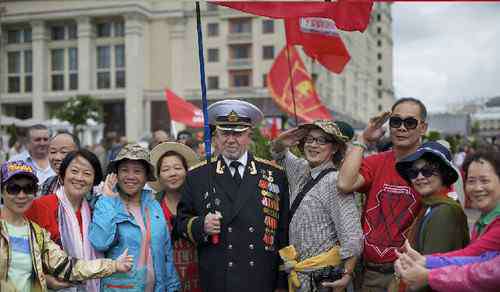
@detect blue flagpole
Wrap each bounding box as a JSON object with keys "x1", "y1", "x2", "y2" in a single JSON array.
[
  {"x1": 195, "y1": 1, "x2": 219, "y2": 245},
  {"x1": 195, "y1": 1, "x2": 212, "y2": 161}
]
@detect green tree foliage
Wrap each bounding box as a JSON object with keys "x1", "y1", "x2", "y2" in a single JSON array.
[
  {"x1": 251, "y1": 125, "x2": 272, "y2": 160},
  {"x1": 54, "y1": 96, "x2": 102, "y2": 134},
  {"x1": 425, "y1": 130, "x2": 441, "y2": 141}
]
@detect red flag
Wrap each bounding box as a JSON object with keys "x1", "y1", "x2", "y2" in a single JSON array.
[
  {"x1": 267, "y1": 46, "x2": 333, "y2": 123},
  {"x1": 165, "y1": 89, "x2": 204, "y2": 128},
  {"x1": 211, "y1": 0, "x2": 373, "y2": 32},
  {"x1": 285, "y1": 17, "x2": 350, "y2": 73}
]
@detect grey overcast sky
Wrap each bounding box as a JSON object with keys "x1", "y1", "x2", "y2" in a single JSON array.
[{"x1": 392, "y1": 2, "x2": 500, "y2": 112}]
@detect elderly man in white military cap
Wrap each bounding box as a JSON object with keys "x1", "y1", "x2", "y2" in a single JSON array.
[{"x1": 176, "y1": 99, "x2": 289, "y2": 292}]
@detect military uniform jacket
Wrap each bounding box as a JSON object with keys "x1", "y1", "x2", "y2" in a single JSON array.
[{"x1": 176, "y1": 153, "x2": 289, "y2": 292}]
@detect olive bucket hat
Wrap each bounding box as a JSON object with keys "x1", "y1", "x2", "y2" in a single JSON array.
[{"x1": 108, "y1": 143, "x2": 156, "y2": 181}]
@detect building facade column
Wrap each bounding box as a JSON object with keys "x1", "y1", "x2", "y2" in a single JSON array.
[
  {"x1": 144, "y1": 99, "x2": 151, "y2": 134},
  {"x1": 124, "y1": 12, "x2": 145, "y2": 141},
  {"x1": 77, "y1": 16, "x2": 92, "y2": 93},
  {"x1": 31, "y1": 20, "x2": 47, "y2": 121},
  {"x1": 167, "y1": 17, "x2": 187, "y2": 94}
]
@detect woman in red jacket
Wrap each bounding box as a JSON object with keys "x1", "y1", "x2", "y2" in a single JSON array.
[
  {"x1": 25, "y1": 149, "x2": 104, "y2": 292},
  {"x1": 150, "y1": 141, "x2": 200, "y2": 292}
]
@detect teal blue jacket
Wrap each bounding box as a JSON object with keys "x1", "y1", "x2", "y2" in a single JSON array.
[{"x1": 89, "y1": 190, "x2": 180, "y2": 292}]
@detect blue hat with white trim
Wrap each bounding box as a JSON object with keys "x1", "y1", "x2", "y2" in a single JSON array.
[{"x1": 396, "y1": 141, "x2": 460, "y2": 186}]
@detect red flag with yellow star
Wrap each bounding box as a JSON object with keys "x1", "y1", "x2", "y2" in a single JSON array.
[{"x1": 267, "y1": 46, "x2": 333, "y2": 123}]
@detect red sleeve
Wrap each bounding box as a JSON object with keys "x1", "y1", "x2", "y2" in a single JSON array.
[
  {"x1": 358, "y1": 152, "x2": 381, "y2": 194},
  {"x1": 429, "y1": 254, "x2": 500, "y2": 292},
  {"x1": 25, "y1": 195, "x2": 60, "y2": 243},
  {"x1": 432, "y1": 219, "x2": 500, "y2": 257}
]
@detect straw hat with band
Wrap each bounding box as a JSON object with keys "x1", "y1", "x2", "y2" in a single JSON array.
[
  {"x1": 150, "y1": 142, "x2": 199, "y2": 177},
  {"x1": 395, "y1": 141, "x2": 460, "y2": 187},
  {"x1": 208, "y1": 99, "x2": 264, "y2": 132},
  {"x1": 108, "y1": 143, "x2": 156, "y2": 181},
  {"x1": 298, "y1": 120, "x2": 351, "y2": 167},
  {"x1": 148, "y1": 142, "x2": 199, "y2": 192}
]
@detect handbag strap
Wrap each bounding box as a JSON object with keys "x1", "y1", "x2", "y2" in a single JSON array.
[{"x1": 289, "y1": 168, "x2": 335, "y2": 223}]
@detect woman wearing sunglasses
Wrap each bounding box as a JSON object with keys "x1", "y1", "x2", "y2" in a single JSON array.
[
  {"x1": 393, "y1": 141, "x2": 469, "y2": 291},
  {"x1": 0, "y1": 160, "x2": 133, "y2": 292},
  {"x1": 394, "y1": 149, "x2": 500, "y2": 291}
]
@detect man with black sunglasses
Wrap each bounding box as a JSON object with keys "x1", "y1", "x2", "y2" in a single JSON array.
[{"x1": 337, "y1": 97, "x2": 428, "y2": 292}]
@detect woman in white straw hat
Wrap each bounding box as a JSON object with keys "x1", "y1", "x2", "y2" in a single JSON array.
[{"x1": 150, "y1": 141, "x2": 200, "y2": 292}]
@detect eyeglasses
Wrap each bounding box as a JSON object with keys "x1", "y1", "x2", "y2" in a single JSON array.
[
  {"x1": 407, "y1": 165, "x2": 438, "y2": 180},
  {"x1": 304, "y1": 136, "x2": 332, "y2": 146},
  {"x1": 4, "y1": 183, "x2": 37, "y2": 196},
  {"x1": 389, "y1": 116, "x2": 420, "y2": 130}
]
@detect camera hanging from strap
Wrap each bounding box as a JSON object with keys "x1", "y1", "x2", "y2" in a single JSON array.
[{"x1": 289, "y1": 168, "x2": 335, "y2": 223}]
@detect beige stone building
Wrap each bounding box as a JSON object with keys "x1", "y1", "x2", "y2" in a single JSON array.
[{"x1": 0, "y1": 1, "x2": 394, "y2": 142}]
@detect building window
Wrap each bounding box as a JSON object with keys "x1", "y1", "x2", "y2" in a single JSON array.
[
  {"x1": 115, "y1": 45, "x2": 125, "y2": 88},
  {"x1": 51, "y1": 23, "x2": 78, "y2": 41},
  {"x1": 207, "y1": 48, "x2": 219, "y2": 62},
  {"x1": 377, "y1": 14, "x2": 381, "y2": 22},
  {"x1": 230, "y1": 44, "x2": 251, "y2": 59},
  {"x1": 68, "y1": 24, "x2": 78, "y2": 39},
  {"x1": 377, "y1": 27, "x2": 382, "y2": 34},
  {"x1": 51, "y1": 49, "x2": 65, "y2": 91},
  {"x1": 7, "y1": 28, "x2": 31, "y2": 44},
  {"x1": 377, "y1": 78, "x2": 382, "y2": 86},
  {"x1": 97, "y1": 22, "x2": 112, "y2": 38},
  {"x1": 377, "y1": 53, "x2": 382, "y2": 60},
  {"x1": 96, "y1": 20, "x2": 124, "y2": 38},
  {"x1": 377, "y1": 40, "x2": 382, "y2": 47},
  {"x1": 24, "y1": 30, "x2": 32, "y2": 43},
  {"x1": 262, "y1": 19, "x2": 274, "y2": 34},
  {"x1": 7, "y1": 30, "x2": 21, "y2": 44},
  {"x1": 230, "y1": 70, "x2": 252, "y2": 87},
  {"x1": 51, "y1": 25, "x2": 65, "y2": 40},
  {"x1": 262, "y1": 74, "x2": 267, "y2": 87},
  {"x1": 378, "y1": 90, "x2": 382, "y2": 99},
  {"x1": 262, "y1": 46, "x2": 274, "y2": 60},
  {"x1": 7, "y1": 52, "x2": 21, "y2": 93},
  {"x1": 229, "y1": 18, "x2": 251, "y2": 34},
  {"x1": 207, "y1": 23, "x2": 219, "y2": 37},
  {"x1": 114, "y1": 21, "x2": 125, "y2": 37},
  {"x1": 96, "y1": 45, "x2": 126, "y2": 89},
  {"x1": 377, "y1": 66, "x2": 382, "y2": 73},
  {"x1": 207, "y1": 76, "x2": 219, "y2": 89},
  {"x1": 97, "y1": 46, "x2": 111, "y2": 89},
  {"x1": 24, "y1": 50, "x2": 33, "y2": 92},
  {"x1": 378, "y1": 104, "x2": 383, "y2": 111},
  {"x1": 68, "y1": 48, "x2": 78, "y2": 90}
]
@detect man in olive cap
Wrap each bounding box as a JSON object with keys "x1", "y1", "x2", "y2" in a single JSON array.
[{"x1": 177, "y1": 99, "x2": 289, "y2": 292}]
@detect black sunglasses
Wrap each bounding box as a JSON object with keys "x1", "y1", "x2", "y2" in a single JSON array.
[
  {"x1": 407, "y1": 165, "x2": 437, "y2": 180},
  {"x1": 389, "y1": 116, "x2": 420, "y2": 130},
  {"x1": 5, "y1": 183, "x2": 37, "y2": 196}
]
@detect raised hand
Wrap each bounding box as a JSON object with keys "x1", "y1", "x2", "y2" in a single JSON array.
[
  {"x1": 204, "y1": 211, "x2": 222, "y2": 235},
  {"x1": 102, "y1": 173, "x2": 119, "y2": 197},
  {"x1": 115, "y1": 248, "x2": 134, "y2": 273},
  {"x1": 272, "y1": 127, "x2": 308, "y2": 152},
  {"x1": 361, "y1": 111, "x2": 391, "y2": 144}
]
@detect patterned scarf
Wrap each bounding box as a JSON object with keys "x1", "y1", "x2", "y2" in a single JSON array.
[{"x1": 56, "y1": 187, "x2": 101, "y2": 292}]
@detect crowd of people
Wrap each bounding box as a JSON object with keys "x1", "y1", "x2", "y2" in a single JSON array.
[{"x1": 0, "y1": 97, "x2": 499, "y2": 292}]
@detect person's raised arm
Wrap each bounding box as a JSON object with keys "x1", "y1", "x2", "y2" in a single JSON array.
[{"x1": 337, "y1": 111, "x2": 390, "y2": 193}]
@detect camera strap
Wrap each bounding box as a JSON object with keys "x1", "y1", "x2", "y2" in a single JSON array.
[{"x1": 289, "y1": 168, "x2": 335, "y2": 223}]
